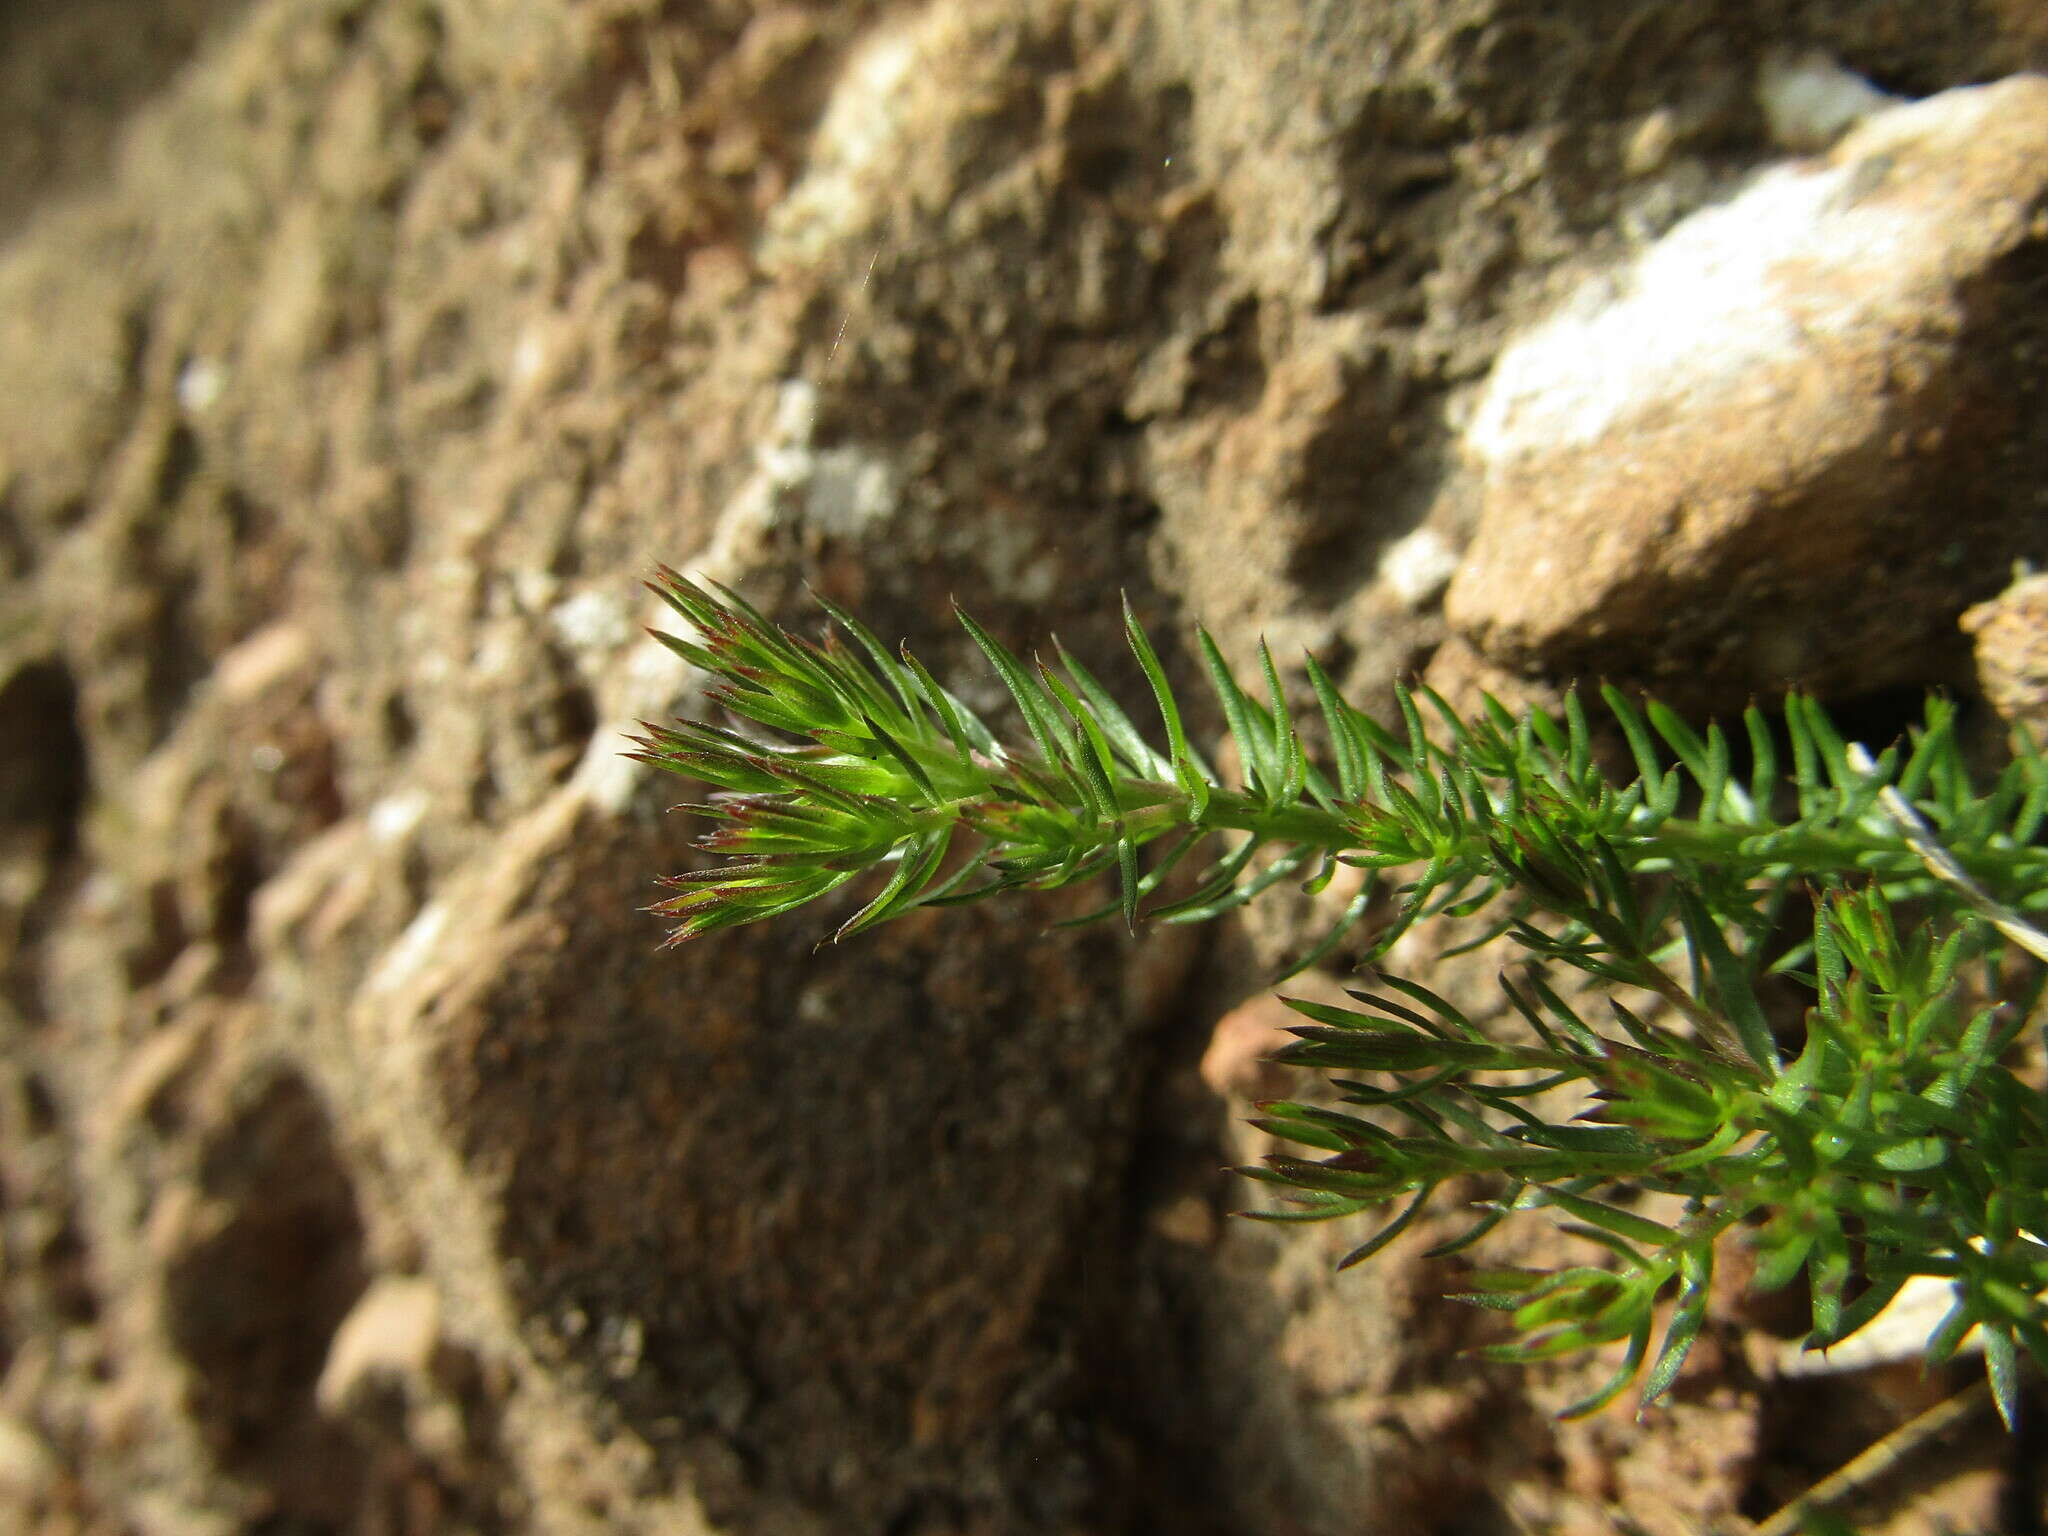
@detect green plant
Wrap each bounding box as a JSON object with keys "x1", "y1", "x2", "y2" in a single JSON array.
[{"x1": 632, "y1": 570, "x2": 2048, "y2": 1425}]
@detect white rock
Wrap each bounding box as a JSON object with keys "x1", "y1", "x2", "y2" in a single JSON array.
[
  {"x1": 368, "y1": 790, "x2": 430, "y2": 844},
  {"x1": 550, "y1": 589, "x2": 632, "y2": 654},
  {"x1": 1376, "y1": 526, "x2": 1460, "y2": 610},
  {"x1": 1758, "y1": 50, "x2": 1899, "y2": 153},
  {"x1": 1448, "y1": 76, "x2": 2048, "y2": 703},
  {"x1": 175, "y1": 357, "x2": 225, "y2": 414},
  {"x1": 364, "y1": 902, "x2": 448, "y2": 997},
  {"x1": 316, "y1": 1276, "x2": 443, "y2": 1416}
]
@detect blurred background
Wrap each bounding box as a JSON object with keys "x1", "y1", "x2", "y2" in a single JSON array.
[{"x1": 5, "y1": 2, "x2": 2048, "y2": 1532}]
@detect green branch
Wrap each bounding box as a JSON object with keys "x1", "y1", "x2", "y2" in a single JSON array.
[{"x1": 633, "y1": 570, "x2": 2048, "y2": 1425}]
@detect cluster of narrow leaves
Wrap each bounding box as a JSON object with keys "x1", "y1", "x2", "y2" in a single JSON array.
[
  {"x1": 1258, "y1": 890, "x2": 2048, "y2": 1418},
  {"x1": 632, "y1": 570, "x2": 2048, "y2": 1420}
]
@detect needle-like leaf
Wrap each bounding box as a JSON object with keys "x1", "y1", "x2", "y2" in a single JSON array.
[{"x1": 640, "y1": 577, "x2": 2048, "y2": 1422}]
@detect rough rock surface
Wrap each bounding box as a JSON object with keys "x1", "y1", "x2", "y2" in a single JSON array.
[
  {"x1": 1446, "y1": 74, "x2": 2048, "y2": 710},
  {"x1": 1965, "y1": 570, "x2": 2048, "y2": 734},
  {"x1": 4, "y1": 4, "x2": 2046, "y2": 1536}
]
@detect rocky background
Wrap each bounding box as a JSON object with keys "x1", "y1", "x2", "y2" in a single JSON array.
[{"x1": 5, "y1": 3, "x2": 2048, "y2": 1534}]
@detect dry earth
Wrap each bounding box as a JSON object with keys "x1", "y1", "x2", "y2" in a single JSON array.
[{"x1": 4, "y1": 3, "x2": 2048, "y2": 1535}]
